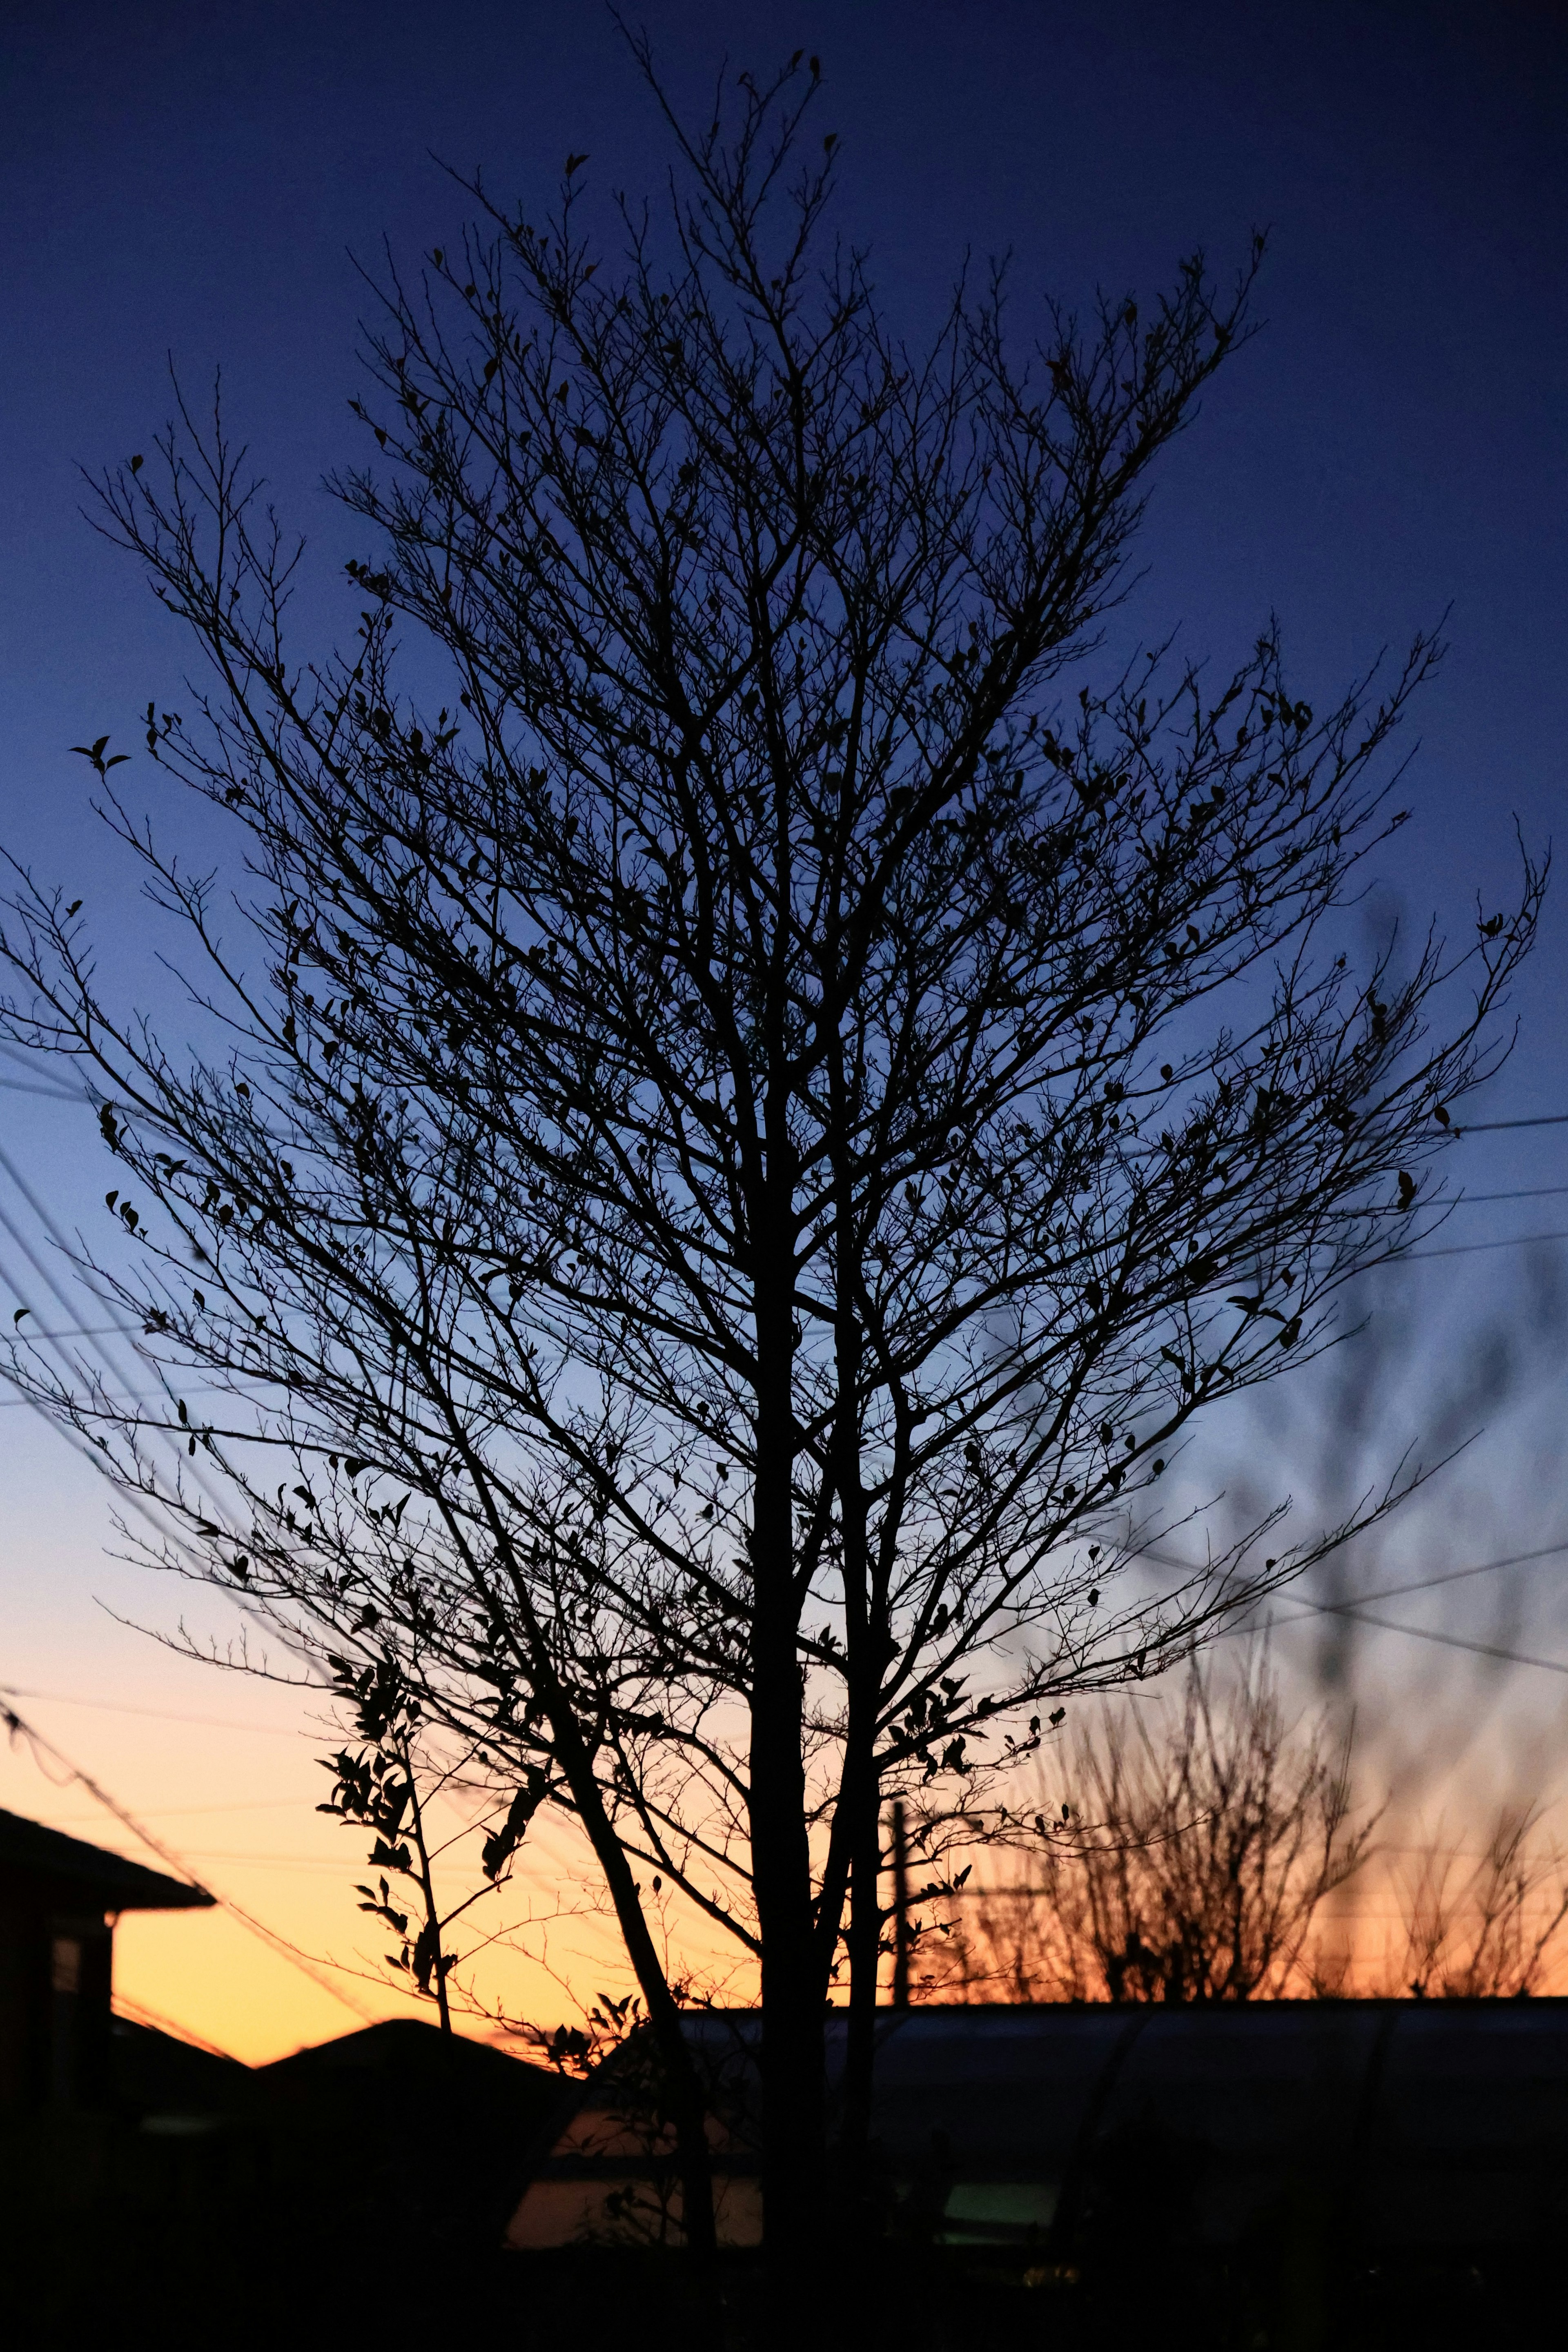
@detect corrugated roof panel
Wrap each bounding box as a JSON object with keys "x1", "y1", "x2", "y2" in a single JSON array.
[{"x1": 872, "y1": 2005, "x2": 1135, "y2": 2171}]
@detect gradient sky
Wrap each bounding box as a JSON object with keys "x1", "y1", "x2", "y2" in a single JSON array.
[{"x1": 1, "y1": 0, "x2": 1566, "y2": 2059}]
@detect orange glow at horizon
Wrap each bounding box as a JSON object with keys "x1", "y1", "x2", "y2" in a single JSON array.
[
  {"x1": 0, "y1": 1663, "x2": 638, "y2": 2067},
  {"x1": 3, "y1": 1419, "x2": 1566, "y2": 2065}
]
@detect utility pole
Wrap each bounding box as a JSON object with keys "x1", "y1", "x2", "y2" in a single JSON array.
[{"x1": 891, "y1": 1800, "x2": 911, "y2": 2009}]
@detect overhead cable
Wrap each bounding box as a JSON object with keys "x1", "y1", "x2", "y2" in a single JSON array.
[
  {"x1": 1397, "y1": 1229, "x2": 1568, "y2": 1262},
  {"x1": 0, "y1": 1076, "x2": 80, "y2": 1102},
  {"x1": 1274, "y1": 1607, "x2": 1568, "y2": 1677},
  {"x1": 1452, "y1": 1112, "x2": 1568, "y2": 1133},
  {"x1": 1149, "y1": 1536, "x2": 1568, "y2": 1678},
  {"x1": 0, "y1": 1145, "x2": 234, "y2": 1522},
  {"x1": 0, "y1": 1681, "x2": 309, "y2": 1736},
  {"x1": 1456, "y1": 1185, "x2": 1568, "y2": 1205}
]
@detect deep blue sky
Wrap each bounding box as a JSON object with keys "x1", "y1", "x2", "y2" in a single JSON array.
[
  {"x1": 3, "y1": 0, "x2": 1564, "y2": 1054},
  {"x1": 0, "y1": 1, "x2": 1566, "y2": 2029}
]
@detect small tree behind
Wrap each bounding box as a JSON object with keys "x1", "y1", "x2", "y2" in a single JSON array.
[
  {"x1": 1383, "y1": 1804, "x2": 1568, "y2": 1999},
  {"x1": 314, "y1": 1651, "x2": 527, "y2": 2033},
  {"x1": 933, "y1": 1644, "x2": 1376, "y2": 2001}
]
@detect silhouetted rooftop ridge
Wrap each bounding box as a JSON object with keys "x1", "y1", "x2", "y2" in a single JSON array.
[{"x1": 0, "y1": 1805, "x2": 213, "y2": 1909}]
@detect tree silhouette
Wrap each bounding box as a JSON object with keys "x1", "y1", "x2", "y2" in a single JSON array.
[
  {"x1": 0, "y1": 36, "x2": 1541, "y2": 2273},
  {"x1": 1386, "y1": 1803, "x2": 1568, "y2": 1999},
  {"x1": 932, "y1": 1643, "x2": 1377, "y2": 2002}
]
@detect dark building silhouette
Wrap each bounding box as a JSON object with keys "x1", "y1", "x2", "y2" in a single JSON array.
[
  {"x1": 256, "y1": 2016, "x2": 564, "y2": 2259},
  {"x1": 511, "y1": 2000, "x2": 1568, "y2": 2341},
  {"x1": 0, "y1": 1806, "x2": 212, "y2": 2111}
]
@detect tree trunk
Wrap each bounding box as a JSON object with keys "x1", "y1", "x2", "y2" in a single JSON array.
[
  {"x1": 835, "y1": 1463, "x2": 883, "y2": 2185},
  {"x1": 488, "y1": 1530, "x2": 721, "y2": 2259},
  {"x1": 749, "y1": 1567, "x2": 824, "y2": 2265},
  {"x1": 403, "y1": 1753, "x2": 452, "y2": 2036},
  {"x1": 581, "y1": 1780, "x2": 719, "y2": 2259},
  {"x1": 831, "y1": 1114, "x2": 883, "y2": 2187},
  {"x1": 891, "y1": 1801, "x2": 912, "y2": 2008},
  {"x1": 748, "y1": 1226, "x2": 826, "y2": 2280}
]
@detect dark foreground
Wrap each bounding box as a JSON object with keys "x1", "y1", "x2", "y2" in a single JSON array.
[
  {"x1": 1, "y1": 2010, "x2": 1559, "y2": 2350},
  {"x1": 0, "y1": 2111, "x2": 1553, "y2": 2352}
]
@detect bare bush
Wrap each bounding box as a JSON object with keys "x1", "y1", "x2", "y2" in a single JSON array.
[
  {"x1": 931, "y1": 1645, "x2": 1377, "y2": 2000},
  {"x1": 1376, "y1": 1804, "x2": 1568, "y2": 1999}
]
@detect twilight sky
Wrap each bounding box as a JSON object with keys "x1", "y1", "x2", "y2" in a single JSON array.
[{"x1": 1, "y1": 0, "x2": 1565, "y2": 2057}]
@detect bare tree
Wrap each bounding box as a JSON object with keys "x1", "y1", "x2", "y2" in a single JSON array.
[
  {"x1": 1381, "y1": 1804, "x2": 1568, "y2": 1999},
  {"x1": 933, "y1": 1644, "x2": 1376, "y2": 2001},
  {"x1": 0, "y1": 38, "x2": 1541, "y2": 2271}
]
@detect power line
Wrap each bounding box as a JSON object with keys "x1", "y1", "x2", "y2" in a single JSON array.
[
  {"x1": 1255, "y1": 1540, "x2": 1568, "y2": 1676},
  {"x1": 0, "y1": 1145, "x2": 234, "y2": 1523},
  {"x1": 1456, "y1": 1186, "x2": 1568, "y2": 1205},
  {"x1": 0, "y1": 1682, "x2": 310, "y2": 1737},
  {"x1": 111, "y1": 1989, "x2": 240, "y2": 2059},
  {"x1": 1397, "y1": 1229, "x2": 1568, "y2": 1263},
  {"x1": 1453, "y1": 1112, "x2": 1568, "y2": 1134},
  {"x1": 1305, "y1": 1537, "x2": 1568, "y2": 1612},
  {"x1": 51, "y1": 1797, "x2": 318, "y2": 1820},
  {"x1": 0, "y1": 1171, "x2": 353, "y2": 1794},
  {"x1": 160, "y1": 1851, "x2": 354, "y2": 1871},
  {"x1": 1161, "y1": 1535, "x2": 1568, "y2": 1621},
  {"x1": 0, "y1": 1294, "x2": 219, "y2": 1565},
  {"x1": 0, "y1": 1163, "x2": 333, "y2": 1728},
  {"x1": 1264, "y1": 1605, "x2": 1568, "y2": 1679},
  {"x1": 0, "y1": 1339, "x2": 240, "y2": 1608},
  {"x1": 0, "y1": 1051, "x2": 82, "y2": 1101},
  {"x1": 0, "y1": 1380, "x2": 232, "y2": 1408},
  {"x1": 0, "y1": 1076, "x2": 80, "y2": 1102},
  {"x1": 11, "y1": 1530, "x2": 1568, "y2": 1736},
  {"x1": 4, "y1": 1325, "x2": 144, "y2": 1340},
  {"x1": 1154, "y1": 1537, "x2": 1568, "y2": 1677},
  {"x1": 0, "y1": 1047, "x2": 80, "y2": 1103}
]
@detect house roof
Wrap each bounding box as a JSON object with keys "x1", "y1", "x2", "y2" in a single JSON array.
[
  {"x1": 111, "y1": 2014, "x2": 252, "y2": 2117},
  {"x1": 259, "y1": 2016, "x2": 562, "y2": 2123},
  {"x1": 258, "y1": 2017, "x2": 567, "y2": 2244},
  {"x1": 0, "y1": 1807, "x2": 214, "y2": 1910}
]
